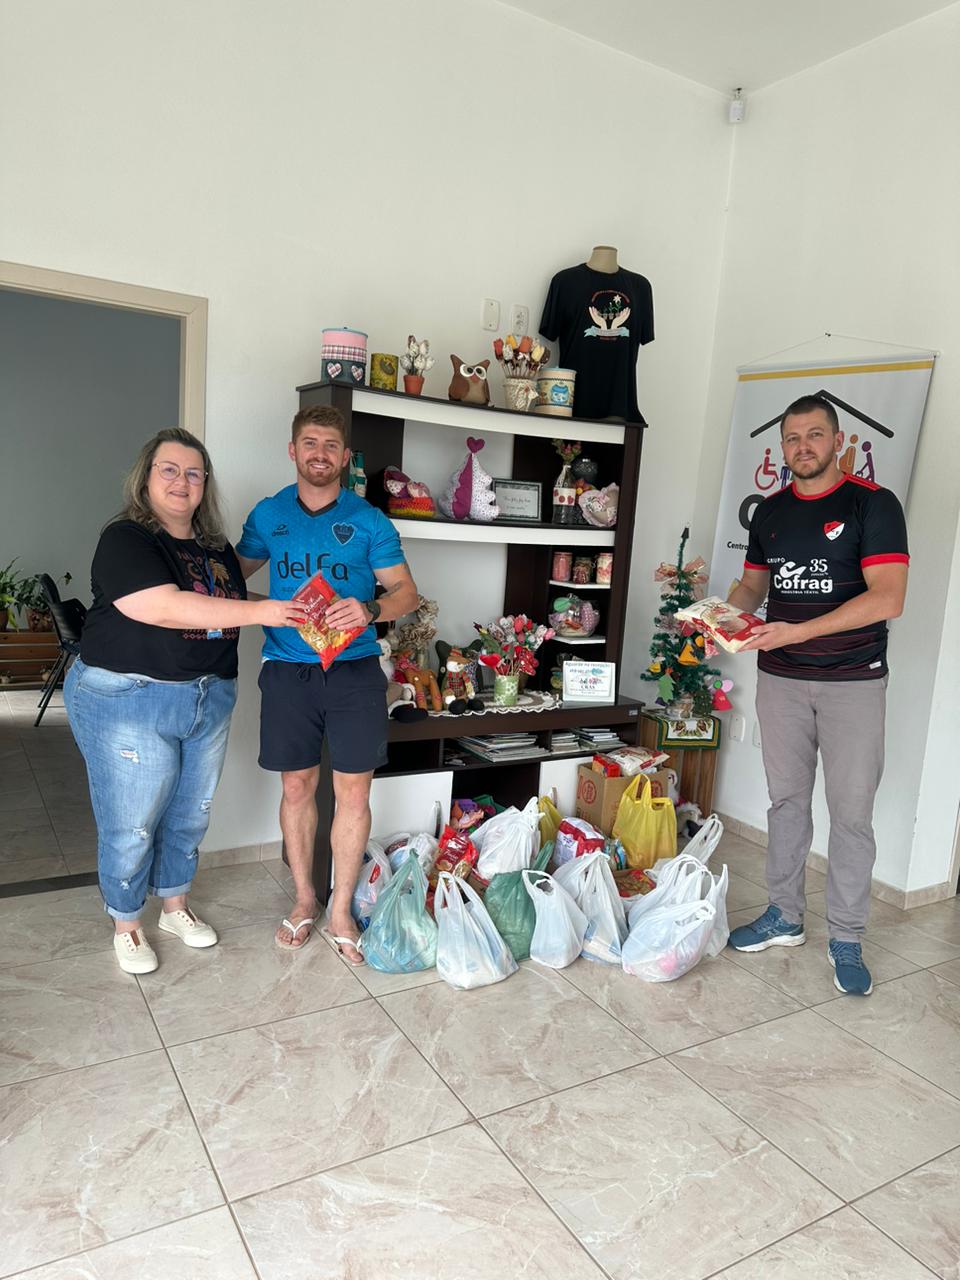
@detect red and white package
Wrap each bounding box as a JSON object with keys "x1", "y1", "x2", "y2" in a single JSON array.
[
  {"x1": 607, "y1": 746, "x2": 669, "y2": 777},
  {"x1": 291, "y1": 571, "x2": 365, "y2": 670},
  {"x1": 675, "y1": 596, "x2": 765, "y2": 653}
]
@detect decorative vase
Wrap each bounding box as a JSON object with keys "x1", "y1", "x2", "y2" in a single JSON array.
[
  {"x1": 493, "y1": 673, "x2": 520, "y2": 706},
  {"x1": 572, "y1": 456, "x2": 599, "y2": 485},
  {"x1": 503, "y1": 378, "x2": 538, "y2": 412},
  {"x1": 320, "y1": 326, "x2": 368, "y2": 386},
  {"x1": 403, "y1": 374, "x2": 425, "y2": 396}
]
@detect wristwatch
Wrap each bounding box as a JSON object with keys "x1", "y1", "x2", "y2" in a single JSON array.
[{"x1": 363, "y1": 599, "x2": 382, "y2": 623}]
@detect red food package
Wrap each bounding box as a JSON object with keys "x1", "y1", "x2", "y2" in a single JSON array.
[
  {"x1": 675, "y1": 596, "x2": 765, "y2": 653},
  {"x1": 613, "y1": 867, "x2": 656, "y2": 898},
  {"x1": 591, "y1": 754, "x2": 622, "y2": 777},
  {"x1": 427, "y1": 825, "x2": 480, "y2": 912},
  {"x1": 291, "y1": 571, "x2": 366, "y2": 670}
]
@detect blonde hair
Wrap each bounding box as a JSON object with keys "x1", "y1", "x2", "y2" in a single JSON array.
[{"x1": 116, "y1": 428, "x2": 226, "y2": 549}]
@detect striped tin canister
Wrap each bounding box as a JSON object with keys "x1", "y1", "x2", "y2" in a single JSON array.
[{"x1": 320, "y1": 327, "x2": 368, "y2": 386}]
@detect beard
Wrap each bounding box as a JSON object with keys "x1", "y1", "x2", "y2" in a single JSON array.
[
  {"x1": 296, "y1": 459, "x2": 339, "y2": 489},
  {"x1": 789, "y1": 453, "x2": 834, "y2": 480}
]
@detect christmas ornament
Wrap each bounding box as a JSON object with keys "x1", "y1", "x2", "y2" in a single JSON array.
[
  {"x1": 648, "y1": 659, "x2": 662, "y2": 674},
  {"x1": 711, "y1": 678, "x2": 734, "y2": 712},
  {"x1": 677, "y1": 639, "x2": 699, "y2": 666},
  {"x1": 658, "y1": 672, "x2": 675, "y2": 702}
]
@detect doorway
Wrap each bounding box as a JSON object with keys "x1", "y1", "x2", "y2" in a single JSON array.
[{"x1": 0, "y1": 262, "x2": 207, "y2": 895}]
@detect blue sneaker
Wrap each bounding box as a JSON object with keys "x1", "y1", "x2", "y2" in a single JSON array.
[
  {"x1": 728, "y1": 905, "x2": 805, "y2": 952},
  {"x1": 828, "y1": 940, "x2": 873, "y2": 995}
]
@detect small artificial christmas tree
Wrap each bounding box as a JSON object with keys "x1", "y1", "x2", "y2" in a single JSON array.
[{"x1": 641, "y1": 527, "x2": 719, "y2": 717}]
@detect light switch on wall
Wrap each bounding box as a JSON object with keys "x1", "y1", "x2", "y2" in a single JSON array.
[
  {"x1": 509, "y1": 304, "x2": 529, "y2": 336},
  {"x1": 482, "y1": 298, "x2": 500, "y2": 331},
  {"x1": 729, "y1": 713, "x2": 746, "y2": 742}
]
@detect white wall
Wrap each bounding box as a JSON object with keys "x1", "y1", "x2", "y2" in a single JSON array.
[
  {"x1": 1, "y1": 0, "x2": 731, "y2": 850},
  {"x1": 694, "y1": 5, "x2": 960, "y2": 892},
  {"x1": 0, "y1": 290, "x2": 180, "y2": 599}
]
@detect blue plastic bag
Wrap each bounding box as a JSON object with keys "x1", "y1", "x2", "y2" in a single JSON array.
[{"x1": 361, "y1": 857, "x2": 438, "y2": 973}]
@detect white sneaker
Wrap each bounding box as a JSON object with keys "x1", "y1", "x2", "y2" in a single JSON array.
[
  {"x1": 114, "y1": 929, "x2": 158, "y2": 974},
  {"x1": 158, "y1": 907, "x2": 218, "y2": 948}
]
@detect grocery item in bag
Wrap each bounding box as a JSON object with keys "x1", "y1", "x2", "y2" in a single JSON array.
[
  {"x1": 435, "y1": 873, "x2": 518, "y2": 989},
  {"x1": 611, "y1": 774, "x2": 676, "y2": 869},
  {"x1": 291, "y1": 571, "x2": 365, "y2": 670},
  {"x1": 553, "y1": 817, "x2": 605, "y2": 866},
  {"x1": 554, "y1": 851, "x2": 627, "y2": 964},
  {"x1": 674, "y1": 596, "x2": 765, "y2": 653},
  {"x1": 522, "y1": 869, "x2": 588, "y2": 969},
  {"x1": 352, "y1": 840, "x2": 392, "y2": 929},
  {"x1": 484, "y1": 840, "x2": 553, "y2": 962},
  {"x1": 361, "y1": 858, "x2": 438, "y2": 973},
  {"x1": 427, "y1": 826, "x2": 480, "y2": 913}
]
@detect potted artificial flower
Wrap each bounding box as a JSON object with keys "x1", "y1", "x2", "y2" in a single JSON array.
[
  {"x1": 474, "y1": 614, "x2": 555, "y2": 706},
  {"x1": 399, "y1": 335, "x2": 435, "y2": 395},
  {"x1": 0, "y1": 560, "x2": 24, "y2": 632}
]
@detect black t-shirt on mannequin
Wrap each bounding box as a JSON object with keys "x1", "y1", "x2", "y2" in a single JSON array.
[
  {"x1": 539, "y1": 264, "x2": 654, "y2": 423},
  {"x1": 80, "y1": 521, "x2": 247, "y2": 681}
]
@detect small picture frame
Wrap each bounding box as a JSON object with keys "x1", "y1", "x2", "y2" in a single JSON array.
[
  {"x1": 562, "y1": 660, "x2": 616, "y2": 705},
  {"x1": 493, "y1": 479, "x2": 542, "y2": 523}
]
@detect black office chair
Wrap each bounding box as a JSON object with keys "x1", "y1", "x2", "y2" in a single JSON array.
[{"x1": 34, "y1": 573, "x2": 86, "y2": 727}]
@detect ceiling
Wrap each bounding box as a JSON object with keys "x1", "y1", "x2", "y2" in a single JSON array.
[{"x1": 499, "y1": 0, "x2": 958, "y2": 92}]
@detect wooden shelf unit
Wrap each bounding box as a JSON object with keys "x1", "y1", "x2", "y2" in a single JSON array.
[{"x1": 294, "y1": 381, "x2": 646, "y2": 900}]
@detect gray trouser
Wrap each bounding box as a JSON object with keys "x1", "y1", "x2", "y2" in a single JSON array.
[{"x1": 756, "y1": 671, "x2": 887, "y2": 942}]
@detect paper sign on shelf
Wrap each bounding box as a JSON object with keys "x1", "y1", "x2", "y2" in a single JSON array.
[{"x1": 562, "y1": 660, "x2": 616, "y2": 704}]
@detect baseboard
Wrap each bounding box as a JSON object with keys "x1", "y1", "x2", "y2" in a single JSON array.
[
  {"x1": 199, "y1": 841, "x2": 277, "y2": 869},
  {"x1": 717, "y1": 814, "x2": 957, "y2": 911}
]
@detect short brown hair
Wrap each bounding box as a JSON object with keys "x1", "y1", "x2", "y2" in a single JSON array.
[
  {"x1": 781, "y1": 395, "x2": 839, "y2": 434},
  {"x1": 292, "y1": 404, "x2": 348, "y2": 444},
  {"x1": 114, "y1": 427, "x2": 226, "y2": 549}
]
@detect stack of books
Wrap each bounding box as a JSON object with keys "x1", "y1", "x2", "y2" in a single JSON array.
[
  {"x1": 576, "y1": 727, "x2": 627, "y2": 752},
  {"x1": 549, "y1": 731, "x2": 581, "y2": 754},
  {"x1": 456, "y1": 733, "x2": 549, "y2": 764}
]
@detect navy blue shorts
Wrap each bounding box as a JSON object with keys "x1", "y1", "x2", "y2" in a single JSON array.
[{"x1": 258, "y1": 656, "x2": 388, "y2": 774}]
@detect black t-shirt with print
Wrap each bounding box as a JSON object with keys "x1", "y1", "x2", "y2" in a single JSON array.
[
  {"x1": 80, "y1": 520, "x2": 247, "y2": 681},
  {"x1": 744, "y1": 475, "x2": 909, "y2": 681},
  {"x1": 539, "y1": 264, "x2": 654, "y2": 423}
]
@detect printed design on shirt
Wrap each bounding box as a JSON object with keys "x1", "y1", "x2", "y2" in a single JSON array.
[
  {"x1": 824, "y1": 521, "x2": 845, "y2": 541},
  {"x1": 332, "y1": 523, "x2": 356, "y2": 546},
  {"x1": 274, "y1": 549, "x2": 351, "y2": 584},
  {"x1": 771, "y1": 559, "x2": 834, "y2": 594},
  {"x1": 175, "y1": 547, "x2": 242, "y2": 641},
  {"x1": 584, "y1": 289, "x2": 631, "y2": 340},
  {"x1": 271, "y1": 523, "x2": 289, "y2": 536}
]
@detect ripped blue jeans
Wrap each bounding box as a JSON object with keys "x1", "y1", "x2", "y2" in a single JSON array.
[{"x1": 64, "y1": 659, "x2": 237, "y2": 921}]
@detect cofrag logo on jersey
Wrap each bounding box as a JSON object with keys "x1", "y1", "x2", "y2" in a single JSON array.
[
  {"x1": 824, "y1": 521, "x2": 845, "y2": 541},
  {"x1": 772, "y1": 561, "x2": 834, "y2": 593}
]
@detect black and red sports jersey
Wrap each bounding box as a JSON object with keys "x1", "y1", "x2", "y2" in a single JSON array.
[{"x1": 744, "y1": 474, "x2": 908, "y2": 681}]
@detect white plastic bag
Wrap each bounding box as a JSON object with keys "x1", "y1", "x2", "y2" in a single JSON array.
[
  {"x1": 622, "y1": 899, "x2": 717, "y2": 981},
  {"x1": 475, "y1": 797, "x2": 541, "y2": 880},
  {"x1": 627, "y1": 852, "x2": 711, "y2": 928},
  {"x1": 650, "y1": 813, "x2": 724, "y2": 883},
  {"x1": 352, "y1": 839, "x2": 392, "y2": 928},
  {"x1": 434, "y1": 872, "x2": 518, "y2": 989},
  {"x1": 552, "y1": 817, "x2": 605, "y2": 867},
  {"x1": 384, "y1": 831, "x2": 439, "y2": 875},
  {"x1": 554, "y1": 851, "x2": 627, "y2": 965},
  {"x1": 704, "y1": 862, "x2": 730, "y2": 956},
  {"x1": 522, "y1": 869, "x2": 588, "y2": 969}
]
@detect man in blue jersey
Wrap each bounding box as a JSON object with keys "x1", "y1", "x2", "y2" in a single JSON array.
[
  {"x1": 237, "y1": 405, "x2": 418, "y2": 960},
  {"x1": 725, "y1": 395, "x2": 909, "y2": 996}
]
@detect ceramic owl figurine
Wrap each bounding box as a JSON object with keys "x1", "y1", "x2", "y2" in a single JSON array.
[{"x1": 448, "y1": 355, "x2": 491, "y2": 406}]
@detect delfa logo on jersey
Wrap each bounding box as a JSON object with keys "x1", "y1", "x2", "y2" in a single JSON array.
[
  {"x1": 824, "y1": 521, "x2": 845, "y2": 542},
  {"x1": 772, "y1": 560, "x2": 834, "y2": 593}
]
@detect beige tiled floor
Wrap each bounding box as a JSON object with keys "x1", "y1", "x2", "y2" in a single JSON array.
[{"x1": 2, "y1": 689, "x2": 960, "y2": 1277}]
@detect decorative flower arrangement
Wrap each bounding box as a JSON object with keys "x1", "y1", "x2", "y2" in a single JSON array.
[
  {"x1": 399, "y1": 336, "x2": 436, "y2": 378},
  {"x1": 492, "y1": 334, "x2": 551, "y2": 381},
  {"x1": 474, "y1": 614, "x2": 555, "y2": 677}
]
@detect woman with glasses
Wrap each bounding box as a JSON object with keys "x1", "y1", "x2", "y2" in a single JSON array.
[{"x1": 65, "y1": 428, "x2": 303, "y2": 974}]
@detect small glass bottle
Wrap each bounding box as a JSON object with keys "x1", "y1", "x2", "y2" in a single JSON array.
[
  {"x1": 552, "y1": 461, "x2": 576, "y2": 525},
  {"x1": 572, "y1": 556, "x2": 593, "y2": 585},
  {"x1": 552, "y1": 550, "x2": 572, "y2": 582},
  {"x1": 350, "y1": 450, "x2": 367, "y2": 499}
]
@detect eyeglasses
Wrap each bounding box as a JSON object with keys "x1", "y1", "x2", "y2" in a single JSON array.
[{"x1": 152, "y1": 461, "x2": 207, "y2": 485}]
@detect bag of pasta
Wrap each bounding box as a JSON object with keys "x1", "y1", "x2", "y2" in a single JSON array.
[{"x1": 291, "y1": 571, "x2": 365, "y2": 670}]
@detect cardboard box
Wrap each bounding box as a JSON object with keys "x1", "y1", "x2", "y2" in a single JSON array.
[
  {"x1": 646, "y1": 769, "x2": 676, "y2": 801},
  {"x1": 575, "y1": 765, "x2": 630, "y2": 836}
]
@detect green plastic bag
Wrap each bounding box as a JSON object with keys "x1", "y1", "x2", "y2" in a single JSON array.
[{"x1": 484, "y1": 840, "x2": 553, "y2": 962}]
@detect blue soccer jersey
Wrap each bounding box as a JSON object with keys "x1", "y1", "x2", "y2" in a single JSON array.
[{"x1": 237, "y1": 486, "x2": 405, "y2": 664}]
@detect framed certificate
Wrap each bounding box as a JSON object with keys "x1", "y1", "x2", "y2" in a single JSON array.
[
  {"x1": 493, "y1": 479, "x2": 542, "y2": 522},
  {"x1": 562, "y1": 660, "x2": 616, "y2": 704}
]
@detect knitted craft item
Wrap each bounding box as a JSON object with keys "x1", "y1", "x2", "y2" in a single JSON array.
[
  {"x1": 384, "y1": 465, "x2": 436, "y2": 519},
  {"x1": 438, "y1": 437, "x2": 499, "y2": 522}
]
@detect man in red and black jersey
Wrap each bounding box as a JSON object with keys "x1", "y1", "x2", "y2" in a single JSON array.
[{"x1": 726, "y1": 395, "x2": 909, "y2": 996}]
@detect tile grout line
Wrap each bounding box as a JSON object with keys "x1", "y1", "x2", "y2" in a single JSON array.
[
  {"x1": 805, "y1": 989, "x2": 960, "y2": 1105},
  {"x1": 134, "y1": 970, "x2": 267, "y2": 1280},
  {"x1": 699, "y1": 1203, "x2": 852, "y2": 1280}
]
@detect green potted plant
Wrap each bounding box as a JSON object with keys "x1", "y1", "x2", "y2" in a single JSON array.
[
  {"x1": 0, "y1": 560, "x2": 24, "y2": 632},
  {"x1": 16, "y1": 571, "x2": 73, "y2": 631}
]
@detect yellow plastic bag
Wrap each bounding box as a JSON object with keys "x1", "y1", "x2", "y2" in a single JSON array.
[
  {"x1": 538, "y1": 794, "x2": 563, "y2": 848},
  {"x1": 612, "y1": 774, "x2": 677, "y2": 869}
]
